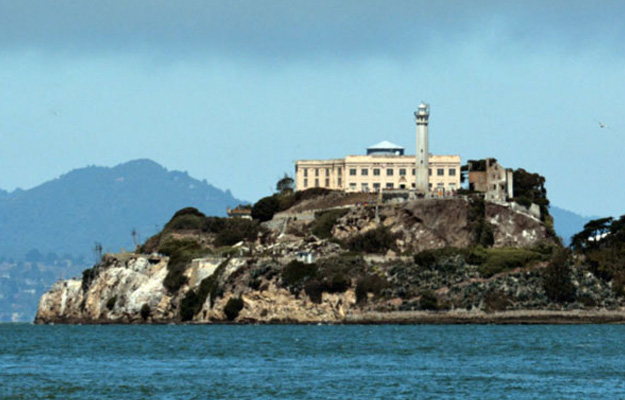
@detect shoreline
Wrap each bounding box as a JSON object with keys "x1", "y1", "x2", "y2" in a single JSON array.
[{"x1": 34, "y1": 309, "x2": 625, "y2": 325}]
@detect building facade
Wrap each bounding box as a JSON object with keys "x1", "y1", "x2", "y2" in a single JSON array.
[
  {"x1": 294, "y1": 104, "x2": 460, "y2": 194},
  {"x1": 295, "y1": 150, "x2": 460, "y2": 194},
  {"x1": 467, "y1": 158, "x2": 514, "y2": 202}
]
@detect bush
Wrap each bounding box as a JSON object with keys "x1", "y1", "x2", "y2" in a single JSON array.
[
  {"x1": 214, "y1": 219, "x2": 260, "y2": 246},
  {"x1": 311, "y1": 209, "x2": 349, "y2": 239},
  {"x1": 355, "y1": 275, "x2": 388, "y2": 303},
  {"x1": 477, "y1": 248, "x2": 545, "y2": 278},
  {"x1": 159, "y1": 238, "x2": 205, "y2": 293},
  {"x1": 281, "y1": 260, "x2": 318, "y2": 289},
  {"x1": 164, "y1": 207, "x2": 207, "y2": 231},
  {"x1": 348, "y1": 227, "x2": 396, "y2": 254},
  {"x1": 140, "y1": 303, "x2": 151, "y2": 321},
  {"x1": 419, "y1": 290, "x2": 438, "y2": 310},
  {"x1": 180, "y1": 259, "x2": 229, "y2": 321},
  {"x1": 543, "y1": 248, "x2": 576, "y2": 303},
  {"x1": 293, "y1": 188, "x2": 332, "y2": 202},
  {"x1": 252, "y1": 195, "x2": 281, "y2": 222},
  {"x1": 224, "y1": 297, "x2": 244, "y2": 321}
]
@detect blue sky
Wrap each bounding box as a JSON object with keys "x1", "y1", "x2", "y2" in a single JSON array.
[{"x1": 1, "y1": 1, "x2": 624, "y2": 217}]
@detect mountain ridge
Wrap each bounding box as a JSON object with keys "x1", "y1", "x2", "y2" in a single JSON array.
[{"x1": 0, "y1": 159, "x2": 244, "y2": 259}]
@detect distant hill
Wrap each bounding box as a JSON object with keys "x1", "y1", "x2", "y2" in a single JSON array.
[
  {"x1": 551, "y1": 206, "x2": 595, "y2": 246},
  {"x1": 0, "y1": 159, "x2": 245, "y2": 259}
]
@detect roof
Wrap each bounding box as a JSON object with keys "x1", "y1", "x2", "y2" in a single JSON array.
[{"x1": 367, "y1": 140, "x2": 404, "y2": 150}]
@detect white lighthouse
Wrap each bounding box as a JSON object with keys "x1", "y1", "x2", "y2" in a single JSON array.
[{"x1": 414, "y1": 102, "x2": 430, "y2": 194}]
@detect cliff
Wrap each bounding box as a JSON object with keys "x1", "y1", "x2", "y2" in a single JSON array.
[{"x1": 35, "y1": 195, "x2": 625, "y2": 324}]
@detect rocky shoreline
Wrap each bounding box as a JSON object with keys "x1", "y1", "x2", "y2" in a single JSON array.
[{"x1": 37, "y1": 309, "x2": 625, "y2": 325}]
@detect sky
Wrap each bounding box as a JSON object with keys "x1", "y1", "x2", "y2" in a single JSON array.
[{"x1": 1, "y1": 0, "x2": 624, "y2": 217}]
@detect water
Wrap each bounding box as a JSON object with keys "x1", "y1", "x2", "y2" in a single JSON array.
[{"x1": 1, "y1": 324, "x2": 625, "y2": 399}]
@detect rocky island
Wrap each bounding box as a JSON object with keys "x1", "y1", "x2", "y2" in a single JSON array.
[{"x1": 35, "y1": 188, "x2": 625, "y2": 325}]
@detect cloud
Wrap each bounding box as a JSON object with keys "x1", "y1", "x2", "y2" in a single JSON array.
[{"x1": 1, "y1": 0, "x2": 623, "y2": 61}]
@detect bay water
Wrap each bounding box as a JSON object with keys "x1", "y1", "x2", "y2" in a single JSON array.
[{"x1": 1, "y1": 324, "x2": 625, "y2": 399}]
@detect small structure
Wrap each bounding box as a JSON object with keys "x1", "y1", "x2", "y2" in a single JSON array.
[
  {"x1": 296, "y1": 251, "x2": 315, "y2": 264},
  {"x1": 226, "y1": 205, "x2": 252, "y2": 219},
  {"x1": 367, "y1": 141, "x2": 405, "y2": 156},
  {"x1": 467, "y1": 158, "x2": 514, "y2": 202}
]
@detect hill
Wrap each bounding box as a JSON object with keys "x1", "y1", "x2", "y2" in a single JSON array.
[
  {"x1": 0, "y1": 159, "x2": 244, "y2": 260},
  {"x1": 551, "y1": 206, "x2": 595, "y2": 245},
  {"x1": 41, "y1": 193, "x2": 610, "y2": 325}
]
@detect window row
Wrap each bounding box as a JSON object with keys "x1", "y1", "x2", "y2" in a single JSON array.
[{"x1": 302, "y1": 167, "x2": 343, "y2": 177}]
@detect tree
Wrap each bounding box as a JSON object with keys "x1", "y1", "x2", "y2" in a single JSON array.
[
  {"x1": 251, "y1": 195, "x2": 280, "y2": 222},
  {"x1": 543, "y1": 248, "x2": 576, "y2": 303},
  {"x1": 276, "y1": 174, "x2": 294, "y2": 194}
]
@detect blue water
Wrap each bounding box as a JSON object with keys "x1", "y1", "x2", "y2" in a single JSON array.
[{"x1": 1, "y1": 324, "x2": 625, "y2": 399}]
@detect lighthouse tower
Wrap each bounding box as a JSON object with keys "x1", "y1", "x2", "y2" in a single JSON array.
[{"x1": 414, "y1": 102, "x2": 430, "y2": 194}]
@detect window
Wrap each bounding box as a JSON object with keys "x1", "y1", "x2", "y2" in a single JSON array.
[
  {"x1": 338, "y1": 167, "x2": 342, "y2": 175},
  {"x1": 386, "y1": 183, "x2": 394, "y2": 189},
  {"x1": 349, "y1": 183, "x2": 357, "y2": 190},
  {"x1": 304, "y1": 169, "x2": 308, "y2": 177},
  {"x1": 429, "y1": 183, "x2": 432, "y2": 189},
  {"x1": 428, "y1": 168, "x2": 432, "y2": 176},
  {"x1": 315, "y1": 178, "x2": 319, "y2": 187},
  {"x1": 386, "y1": 168, "x2": 394, "y2": 176},
  {"x1": 338, "y1": 178, "x2": 342, "y2": 187},
  {"x1": 449, "y1": 168, "x2": 456, "y2": 176},
  {"x1": 373, "y1": 183, "x2": 381, "y2": 190},
  {"x1": 326, "y1": 168, "x2": 329, "y2": 176},
  {"x1": 350, "y1": 168, "x2": 357, "y2": 176},
  {"x1": 373, "y1": 169, "x2": 380, "y2": 176},
  {"x1": 361, "y1": 168, "x2": 368, "y2": 176},
  {"x1": 325, "y1": 178, "x2": 330, "y2": 187},
  {"x1": 412, "y1": 169, "x2": 415, "y2": 176},
  {"x1": 361, "y1": 183, "x2": 369, "y2": 192},
  {"x1": 437, "y1": 168, "x2": 444, "y2": 176},
  {"x1": 315, "y1": 168, "x2": 319, "y2": 177},
  {"x1": 399, "y1": 168, "x2": 406, "y2": 176},
  {"x1": 304, "y1": 178, "x2": 308, "y2": 187}
]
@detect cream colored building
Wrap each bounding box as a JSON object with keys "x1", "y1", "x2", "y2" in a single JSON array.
[{"x1": 295, "y1": 145, "x2": 461, "y2": 194}]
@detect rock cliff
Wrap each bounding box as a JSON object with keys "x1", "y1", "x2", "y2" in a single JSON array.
[{"x1": 35, "y1": 196, "x2": 625, "y2": 324}]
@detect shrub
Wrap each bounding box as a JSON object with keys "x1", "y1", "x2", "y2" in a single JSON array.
[
  {"x1": 214, "y1": 219, "x2": 260, "y2": 247},
  {"x1": 355, "y1": 275, "x2": 388, "y2": 303},
  {"x1": 106, "y1": 296, "x2": 117, "y2": 311},
  {"x1": 543, "y1": 248, "x2": 576, "y2": 303},
  {"x1": 140, "y1": 303, "x2": 151, "y2": 321},
  {"x1": 159, "y1": 238, "x2": 205, "y2": 293},
  {"x1": 477, "y1": 248, "x2": 544, "y2": 278},
  {"x1": 348, "y1": 227, "x2": 396, "y2": 254},
  {"x1": 224, "y1": 297, "x2": 244, "y2": 321},
  {"x1": 251, "y1": 195, "x2": 281, "y2": 222},
  {"x1": 180, "y1": 259, "x2": 229, "y2": 321},
  {"x1": 164, "y1": 207, "x2": 207, "y2": 231},
  {"x1": 311, "y1": 209, "x2": 349, "y2": 239},
  {"x1": 419, "y1": 290, "x2": 439, "y2": 310},
  {"x1": 281, "y1": 260, "x2": 318, "y2": 289}
]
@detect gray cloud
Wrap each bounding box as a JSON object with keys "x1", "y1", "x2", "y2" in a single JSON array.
[{"x1": 0, "y1": 0, "x2": 623, "y2": 60}]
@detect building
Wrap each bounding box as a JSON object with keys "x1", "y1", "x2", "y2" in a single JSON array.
[
  {"x1": 226, "y1": 205, "x2": 252, "y2": 219},
  {"x1": 294, "y1": 104, "x2": 461, "y2": 194},
  {"x1": 467, "y1": 158, "x2": 514, "y2": 202}
]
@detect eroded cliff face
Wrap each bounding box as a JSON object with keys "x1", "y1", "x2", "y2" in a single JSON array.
[
  {"x1": 35, "y1": 253, "x2": 357, "y2": 324},
  {"x1": 331, "y1": 198, "x2": 551, "y2": 253}
]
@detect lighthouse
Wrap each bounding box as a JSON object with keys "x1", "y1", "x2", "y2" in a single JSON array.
[{"x1": 414, "y1": 102, "x2": 430, "y2": 194}]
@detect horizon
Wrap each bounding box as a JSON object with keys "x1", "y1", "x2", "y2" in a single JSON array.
[{"x1": 1, "y1": 1, "x2": 624, "y2": 217}]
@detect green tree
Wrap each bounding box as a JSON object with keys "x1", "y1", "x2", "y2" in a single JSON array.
[{"x1": 251, "y1": 195, "x2": 280, "y2": 222}]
